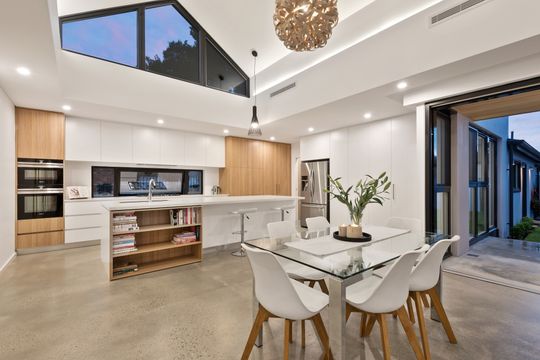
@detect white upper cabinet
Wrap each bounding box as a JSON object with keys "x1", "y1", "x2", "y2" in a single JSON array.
[
  {"x1": 101, "y1": 122, "x2": 133, "y2": 163},
  {"x1": 300, "y1": 133, "x2": 330, "y2": 161},
  {"x1": 132, "y1": 126, "x2": 160, "y2": 164},
  {"x1": 65, "y1": 117, "x2": 101, "y2": 161},
  {"x1": 160, "y1": 129, "x2": 185, "y2": 166},
  {"x1": 65, "y1": 119, "x2": 224, "y2": 167},
  {"x1": 205, "y1": 135, "x2": 225, "y2": 167},
  {"x1": 184, "y1": 132, "x2": 206, "y2": 166}
]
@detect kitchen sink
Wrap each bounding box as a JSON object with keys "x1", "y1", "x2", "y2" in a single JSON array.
[{"x1": 119, "y1": 199, "x2": 169, "y2": 204}]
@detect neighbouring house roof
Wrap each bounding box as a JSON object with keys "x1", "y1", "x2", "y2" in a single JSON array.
[{"x1": 508, "y1": 139, "x2": 540, "y2": 166}]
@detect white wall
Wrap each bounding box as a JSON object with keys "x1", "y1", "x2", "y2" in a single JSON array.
[
  {"x1": 0, "y1": 87, "x2": 16, "y2": 271},
  {"x1": 64, "y1": 161, "x2": 220, "y2": 196},
  {"x1": 299, "y1": 113, "x2": 422, "y2": 227}
]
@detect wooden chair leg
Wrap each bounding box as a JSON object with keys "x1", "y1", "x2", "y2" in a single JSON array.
[
  {"x1": 318, "y1": 279, "x2": 330, "y2": 295},
  {"x1": 364, "y1": 314, "x2": 377, "y2": 337},
  {"x1": 241, "y1": 306, "x2": 267, "y2": 360},
  {"x1": 421, "y1": 293, "x2": 430, "y2": 308},
  {"x1": 311, "y1": 313, "x2": 333, "y2": 360},
  {"x1": 396, "y1": 307, "x2": 424, "y2": 360},
  {"x1": 413, "y1": 292, "x2": 431, "y2": 360},
  {"x1": 360, "y1": 312, "x2": 367, "y2": 337},
  {"x1": 284, "y1": 319, "x2": 291, "y2": 360},
  {"x1": 301, "y1": 320, "x2": 306, "y2": 348},
  {"x1": 346, "y1": 304, "x2": 352, "y2": 322},
  {"x1": 407, "y1": 296, "x2": 416, "y2": 324},
  {"x1": 376, "y1": 314, "x2": 391, "y2": 360},
  {"x1": 427, "y1": 288, "x2": 457, "y2": 344},
  {"x1": 308, "y1": 280, "x2": 316, "y2": 288},
  {"x1": 288, "y1": 320, "x2": 293, "y2": 343}
]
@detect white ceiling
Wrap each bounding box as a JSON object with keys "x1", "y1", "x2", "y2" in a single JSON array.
[{"x1": 1, "y1": 0, "x2": 540, "y2": 143}]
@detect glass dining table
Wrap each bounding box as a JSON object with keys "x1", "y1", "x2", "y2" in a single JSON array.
[{"x1": 246, "y1": 225, "x2": 449, "y2": 360}]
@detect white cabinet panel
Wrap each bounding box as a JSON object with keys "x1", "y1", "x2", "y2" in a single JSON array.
[
  {"x1": 64, "y1": 201, "x2": 105, "y2": 216},
  {"x1": 65, "y1": 118, "x2": 101, "y2": 161},
  {"x1": 101, "y1": 122, "x2": 133, "y2": 163},
  {"x1": 205, "y1": 135, "x2": 225, "y2": 167},
  {"x1": 184, "y1": 133, "x2": 206, "y2": 166},
  {"x1": 65, "y1": 214, "x2": 104, "y2": 230},
  {"x1": 65, "y1": 227, "x2": 103, "y2": 243},
  {"x1": 160, "y1": 129, "x2": 185, "y2": 165},
  {"x1": 133, "y1": 126, "x2": 160, "y2": 164},
  {"x1": 329, "y1": 129, "x2": 349, "y2": 226},
  {"x1": 390, "y1": 115, "x2": 419, "y2": 221},
  {"x1": 348, "y1": 120, "x2": 392, "y2": 226},
  {"x1": 300, "y1": 133, "x2": 330, "y2": 161}
]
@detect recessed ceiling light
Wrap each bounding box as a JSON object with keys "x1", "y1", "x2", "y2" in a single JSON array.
[
  {"x1": 308, "y1": 127, "x2": 314, "y2": 132},
  {"x1": 364, "y1": 112, "x2": 372, "y2": 119},
  {"x1": 157, "y1": 118, "x2": 164, "y2": 125},
  {"x1": 223, "y1": 129, "x2": 229, "y2": 134},
  {"x1": 16, "y1": 66, "x2": 31, "y2": 76},
  {"x1": 270, "y1": 136, "x2": 276, "y2": 141},
  {"x1": 397, "y1": 81, "x2": 408, "y2": 90},
  {"x1": 62, "y1": 105, "x2": 72, "y2": 111}
]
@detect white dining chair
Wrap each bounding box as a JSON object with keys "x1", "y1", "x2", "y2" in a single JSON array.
[
  {"x1": 306, "y1": 216, "x2": 331, "y2": 237},
  {"x1": 406, "y1": 235, "x2": 460, "y2": 360},
  {"x1": 241, "y1": 244, "x2": 332, "y2": 360},
  {"x1": 386, "y1": 217, "x2": 422, "y2": 234},
  {"x1": 267, "y1": 221, "x2": 328, "y2": 292},
  {"x1": 346, "y1": 249, "x2": 424, "y2": 360}
]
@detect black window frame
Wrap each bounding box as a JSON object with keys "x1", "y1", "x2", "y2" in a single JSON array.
[
  {"x1": 512, "y1": 161, "x2": 522, "y2": 192},
  {"x1": 59, "y1": 0, "x2": 250, "y2": 97}
]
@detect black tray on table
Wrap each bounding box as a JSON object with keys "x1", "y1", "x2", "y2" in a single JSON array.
[{"x1": 332, "y1": 231, "x2": 372, "y2": 243}]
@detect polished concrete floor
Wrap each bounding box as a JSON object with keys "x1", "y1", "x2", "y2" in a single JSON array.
[
  {"x1": 1, "y1": 246, "x2": 540, "y2": 360},
  {"x1": 443, "y1": 237, "x2": 540, "y2": 294}
]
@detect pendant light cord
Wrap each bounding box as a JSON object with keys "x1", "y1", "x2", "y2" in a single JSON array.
[{"x1": 253, "y1": 53, "x2": 257, "y2": 106}]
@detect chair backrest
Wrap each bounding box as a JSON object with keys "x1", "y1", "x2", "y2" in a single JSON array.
[
  {"x1": 361, "y1": 250, "x2": 422, "y2": 313},
  {"x1": 409, "y1": 235, "x2": 460, "y2": 291},
  {"x1": 242, "y1": 244, "x2": 316, "y2": 320},
  {"x1": 306, "y1": 216, "x2": 330, "y2": 233},
  {"x1": 267, "y1": 221, "x2": 296, "y2": 239},
  {"x1": 386, "y1": 217, "x2": 422, "y2": 234}
]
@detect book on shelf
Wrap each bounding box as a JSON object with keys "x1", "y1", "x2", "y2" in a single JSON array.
[
  {"x1": 171, "y1": 231, "x2": 198, "y2": 245},
  {"x1": 113, "y1": 262, "x2": 138, "y2": 276},
  {"x1": 169, "y1": 207, "x2": 200, "y2": 226},
  {"x1": 113, "y1": 247, "x2": 138, "y2": 255}
]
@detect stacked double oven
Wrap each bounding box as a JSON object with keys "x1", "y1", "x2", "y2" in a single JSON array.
[{"x1": 17, "y1": 159, "x2": 63, "y2": 219}]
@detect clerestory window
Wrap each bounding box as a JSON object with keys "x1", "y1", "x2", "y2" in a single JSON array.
[{"x1": 60, "y1": 1, "x2": 249, "y2": 97}]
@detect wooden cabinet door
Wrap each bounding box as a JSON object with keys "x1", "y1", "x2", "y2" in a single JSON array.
[
  {"x1": 226, "y1": 137, "x2": 248, "y2": 168},
  {"x1": 262, "y1": 142, "x2": 277, "y2": 195},
  {"x1": 275, "y1": 143, "x2": 291, "y2": 195},
  {"x1": 16, "y1": 108, "x2": 65, "y2": 159}
]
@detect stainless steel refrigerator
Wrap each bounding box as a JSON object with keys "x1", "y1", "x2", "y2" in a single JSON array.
[{"x1": 300, "y1": 159, "x2": 329, "y2": 227}]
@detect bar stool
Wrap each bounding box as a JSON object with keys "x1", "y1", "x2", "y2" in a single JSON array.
[
  {"x1": 231, "y1": 208, "x2": 258, "y2": 257},
  {"x1": 273, "y1": 205, "x2": 296, "y2": 221}
]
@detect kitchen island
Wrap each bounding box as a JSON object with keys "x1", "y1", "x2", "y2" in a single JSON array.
[{"x1": 100, "y1": 195, "x2": 300, "y2": 279}]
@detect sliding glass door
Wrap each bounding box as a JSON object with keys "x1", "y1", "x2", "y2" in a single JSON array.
[
  {"x1": 469, "y1": 127, "x2": 497, "y2": 241},
  {"x1": 432, "y1": 111, "x2": 451, "y2": 235}
]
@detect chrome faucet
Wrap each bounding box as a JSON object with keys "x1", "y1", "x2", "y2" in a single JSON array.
[{"x1": 148, "y1": 179, "x2": 156, "y2": 201}]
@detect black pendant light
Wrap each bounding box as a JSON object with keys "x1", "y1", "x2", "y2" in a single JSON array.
[{"x1": 248, "y1": 50, "x2": 262, "y2": 136}]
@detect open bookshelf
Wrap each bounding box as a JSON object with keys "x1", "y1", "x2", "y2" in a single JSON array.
[{"x1": 109, "y1": 206, "x2": 202, "y2": 280}]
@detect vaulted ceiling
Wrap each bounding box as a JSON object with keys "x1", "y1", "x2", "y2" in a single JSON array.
[{"x1": 1, "y1": 0, "x2": 540, "y2": 142}]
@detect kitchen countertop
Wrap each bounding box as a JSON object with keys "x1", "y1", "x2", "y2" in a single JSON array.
[
  {"x1": 64, "y1": 194, "x2": 231, "y2": 203},
  {"x1": 101, "y1": 195, "x2": 302, "y2": 211}
]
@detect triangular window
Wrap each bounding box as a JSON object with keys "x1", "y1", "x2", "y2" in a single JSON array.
[{"x1": 60, "y1": 1, "x2": 249, "y2": 97}]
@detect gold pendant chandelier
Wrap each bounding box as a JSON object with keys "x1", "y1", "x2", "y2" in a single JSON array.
[{"x1": 274, "y1": 0, "x2": 339, "y2": 52}]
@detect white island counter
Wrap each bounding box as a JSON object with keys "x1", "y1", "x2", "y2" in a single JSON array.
[{"x1": 99, "y1": 195, "x2": 300, "y2": 277}]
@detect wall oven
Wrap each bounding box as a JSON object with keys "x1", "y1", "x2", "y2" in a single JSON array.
[
  {"x1": 17, "y1": 189, "x2": 64, "y2": 220},
  {"x1": 17, "y1": 159, "x2": 63, "y2": 189},
  {"x1": 17, "y1": 159, "x2": 64, "y2": 220}
]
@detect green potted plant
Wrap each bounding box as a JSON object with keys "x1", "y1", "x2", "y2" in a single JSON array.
[{"x1": 326, "y1": 172, "x2": 391, "y2": 238}]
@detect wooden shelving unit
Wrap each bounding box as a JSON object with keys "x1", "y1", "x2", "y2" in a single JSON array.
[{"x1": 109, "y1": 206, "x2": 202, "y2": 280}]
